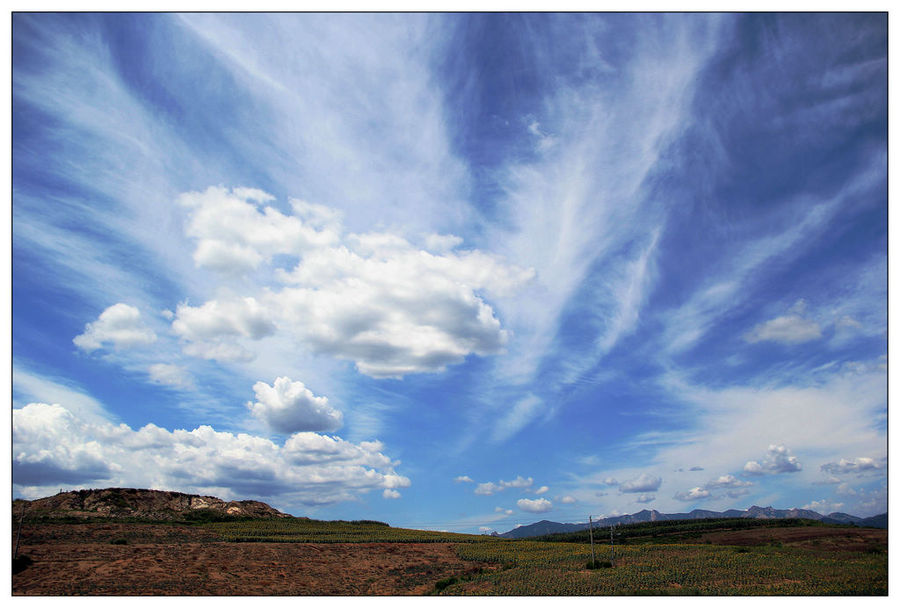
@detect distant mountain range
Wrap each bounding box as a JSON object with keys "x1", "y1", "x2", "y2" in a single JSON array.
[{"x1": 498, "y1": 505, "x2": 887, "y2": 538}]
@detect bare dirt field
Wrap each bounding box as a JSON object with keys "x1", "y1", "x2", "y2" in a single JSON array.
[
  {"x1": 12, "y1": 523, "x2": 492, "y2": 595},
  {"x1": 695, "y1": 526, "x2": 887, "y2": 554}
]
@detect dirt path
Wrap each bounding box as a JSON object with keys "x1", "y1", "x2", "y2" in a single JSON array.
[{"x1": 13, "y1": 540, "x2": 487, "y2": 595}]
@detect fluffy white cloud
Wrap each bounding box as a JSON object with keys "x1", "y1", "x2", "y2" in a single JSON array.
[
  {"x1": 674, "y1": 487, "x2": 711, "y2": 502},
  {"x1": 744, "y1": 314, "x2": 822, "y2": 345},
  {"x1": 147, "y1": 363, "x2": 193, "y2": 389},
  {"x1": 247, "y1": 377, "x2": 343, "y2": 433},
  {"x1": 820, "y1": 457, "x2": 882, "y2": 475},
  {"x1": 704, "y1": 474, "x2": 753, "y2": 490},
  {"x1": 473, "y1": 475, "x2": 534, "y2": 496},
  {"x1": 517, "y1": 498, "x2": 553, "y2": 513},
  {"x1": 13, "y1": 402, "x2": 408, "y2": 506},
  {"x1": 559, "y1": 495, "x2": 577, "y2": 504},
  {"x1": 383, "y1": 489, "x2": 401, "y2": 499},
  {"x1": 173, "y1": 187, "x2": 534, "y2": 378},
  {"x1": 73, "y1": 303, "x2": 157, "y2": 352},
  {"x1": 535, "y1": 485, "x2": 549, "y2": 495},
  {"x1": 454, "y1": 475, "x2": 474, "y2": 483},
  {"x1": 172, "y1": 296, "x2": 275, "y2": 362},
  {"x1": 179, "y1": 186, "x2": 339, "y2": 275},
  {"x1": 802, "y1": 498, "x2": 845, "y2": 514},
  {"x1": 618, "y1": 473, "x2": 662, "y2": 493},
  {"x1": 743, "y1": 444, "x2": 802, "y2": 475}
]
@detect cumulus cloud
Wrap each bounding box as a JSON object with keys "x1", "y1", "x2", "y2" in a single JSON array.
[
  {"x1": 247, "y1": 377, "x2": 343, "y2": 433},
  {"x1": 174, "y1": 187, "x2": 534, "y2": 378},
  {"x1": 704, "y1": 474, "x2": 753, "y2": 490},
  {"x1": 172, "y1": 296, "x2": 276, "y2": 362},
  {"x1": 73, "y1": 303, "x2": 157, "y2": 352},
  {"x1": 820, "y1": 457, "x2": 882, "y2": 475},
  {"x1": 674, "y1": 487, "x2": 710, "y2": 502},
  {"x1": 517, "y1": 498, "x2": 553, "y2": 513},
  {"x1": 559, "y1": 495, "x2": 577, "y2": 504},
  {"x1": 179, "y1": 186, "x2": 339, "y2": 275},
  {"x1": 147, "y1": 363, "x2": 193, "y2": 389},
  {"x1": 743, "y1": 444, "x2": 802, "y2": 475},
  {"x1": 382, "y1": 489, "x2": 401, "y2": 499},
  {"x1": 454, "y1": 475, "x2": 474, "y2": 483},
  {"x1": 473, "y1": 476, "x2": 534, "y2": 496},
  {"x1": 495, "y1": 507, "x2": 514, "y2": 515},
  {"x1": 802, "y1": 498, "x2": 845, "y2": 514},
  {"x1": 744, "y1": 314, "x2": 822, "y2": 345},
  {"x1": 635, "y1": 494, "x2": 656, "y2": 503},
  {"x1": 534, "y1": 486, "x2": 549, "y2": 495},
  {"x1": 618, "y1": 473, "x2": 662, "y2": 493},
  {"x1": 13, "y1": 402, "x2": 408, "y2": 506}
]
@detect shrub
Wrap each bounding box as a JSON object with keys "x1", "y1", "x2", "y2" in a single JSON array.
[{"x1": 586, "y1": 560, "x2": 613, "y2": 569}]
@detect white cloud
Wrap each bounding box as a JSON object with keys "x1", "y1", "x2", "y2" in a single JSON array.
[
  {"x1": 802, "y1": 499, "x2": 845, "y2": 514},
  {"x1": 820, "y1": 457, "x2": 882, "y2": 475},
  {"x1": 73, "y1": 303, "x2": 157, "y2": 352},
  {"x1": 178, "y1": 186, "x2": 339, "y2": 276},
  {"x1": 147, "y1": 364, "x2": 193, "y2": 390},
  {"x1": 186, "y1": 294, "x2": 270, "y2": 337},
  {"x1": 560, "y1": 495, "x2": 577, "y2": 504},
  {"x1": 173, "y1": 188, "x2": 533, "y2": 378},
  {"x1": 473, "y1": 475, "x2": 534, "y2": 496},
  {"x1": 635, "y1": 494, "x2": 656, "y2": 503},
  {"x1": 474, "y1": 482, "x2": 499, "y2": 496},
  {"x1": 744, "y1": 314, "x2": 822, "y2": 345},
  {"x1": 495, "y1": 507, "x2": 514, "y2": 515},
  {"x1": 13, "y1": 402, "x2": 408, "y2": 507},
  {"x1": 382, "y1": 489, "x2": 401, "y2": 499},
  {"x1": 535, "y1": 485, "x2": 549, "y2": 495},
  {"x1": 454, "y1": 475, "x2": 474, "y2": 483},
  {"x1": 618, "y1": 473, "x2": 662, "y2": 493},
  {"x1": 704, "y1": 474, "x2": 753, "y2": 490},
  {"x1": 247, "y1": 377, "x2": 343, "y2": 434},
  {"x1": 674, "y1": 487, "x2": 710, "y2": 502},
  {"x1": 743, "y1": 445, "x2": 802, "y2": 476},
  {"x1": 517, "y1": 498, "x2": 553, "y2": 513}
]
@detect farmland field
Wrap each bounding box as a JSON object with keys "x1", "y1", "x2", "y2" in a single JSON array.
[{"x1": 12, "y1": 517, "x2": 887, "y2": 595}]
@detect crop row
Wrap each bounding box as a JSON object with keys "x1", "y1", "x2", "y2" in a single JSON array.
[
  {"x1": 203, "y1": 518, "x2": 497, "y2": 544},
  {"x1": 449, "y1": 541, "x2": 887, "y2": 595}
]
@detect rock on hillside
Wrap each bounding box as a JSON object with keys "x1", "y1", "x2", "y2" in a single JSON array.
[{"x1": 14, "y1": 488, "x2": 292, "y2": 521}]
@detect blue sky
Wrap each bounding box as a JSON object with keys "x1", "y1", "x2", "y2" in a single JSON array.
[{"x1": 11, "y1": 13, "x2": 887, "y2": 532}]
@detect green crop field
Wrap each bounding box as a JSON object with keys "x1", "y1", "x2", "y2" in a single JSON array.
[
  {"x1": 193, "y1": 517, "x2": 886, "y2": 595},
  {"x1": 202, "y1": 517, "x2": 496, "y2": 544},
  {"x1": 448, "y1": 540, "x2": 887, "y2": 595}
]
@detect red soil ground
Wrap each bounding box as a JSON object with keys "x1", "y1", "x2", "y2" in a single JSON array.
[{"x1": 12, "y1": 523, "x2": 491, "y2": 596}]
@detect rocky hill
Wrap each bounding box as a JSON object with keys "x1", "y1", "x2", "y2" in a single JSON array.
[{"x1": 13, "y1": 488, "x2": 292, "y2": 521}]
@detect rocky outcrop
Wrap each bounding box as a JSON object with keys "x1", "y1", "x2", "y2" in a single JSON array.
[{"x1": 15, "y1": 488, "x2": 292, "y2": 521}]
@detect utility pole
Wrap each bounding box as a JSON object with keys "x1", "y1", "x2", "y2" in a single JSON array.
[
  {"x1": 14, "y1": 501, "x2": 26, "y2": 560},
  {"x1": 609, "y1": 524, "x2": 615, "y2": 567},
  {"x1": 588, "y1": 515, "x2": 595, "y2": 566}
]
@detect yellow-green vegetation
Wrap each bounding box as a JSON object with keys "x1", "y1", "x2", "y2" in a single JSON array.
[
  {"x1": 204, "y1": 517, "x2": 497, "y2": 544},
  {"x1": 448, "y1": 541, "x2": 887, "y2": 595},
  {"x1": 192, "y1": 518, "x2": 886, "y2": 594}
]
